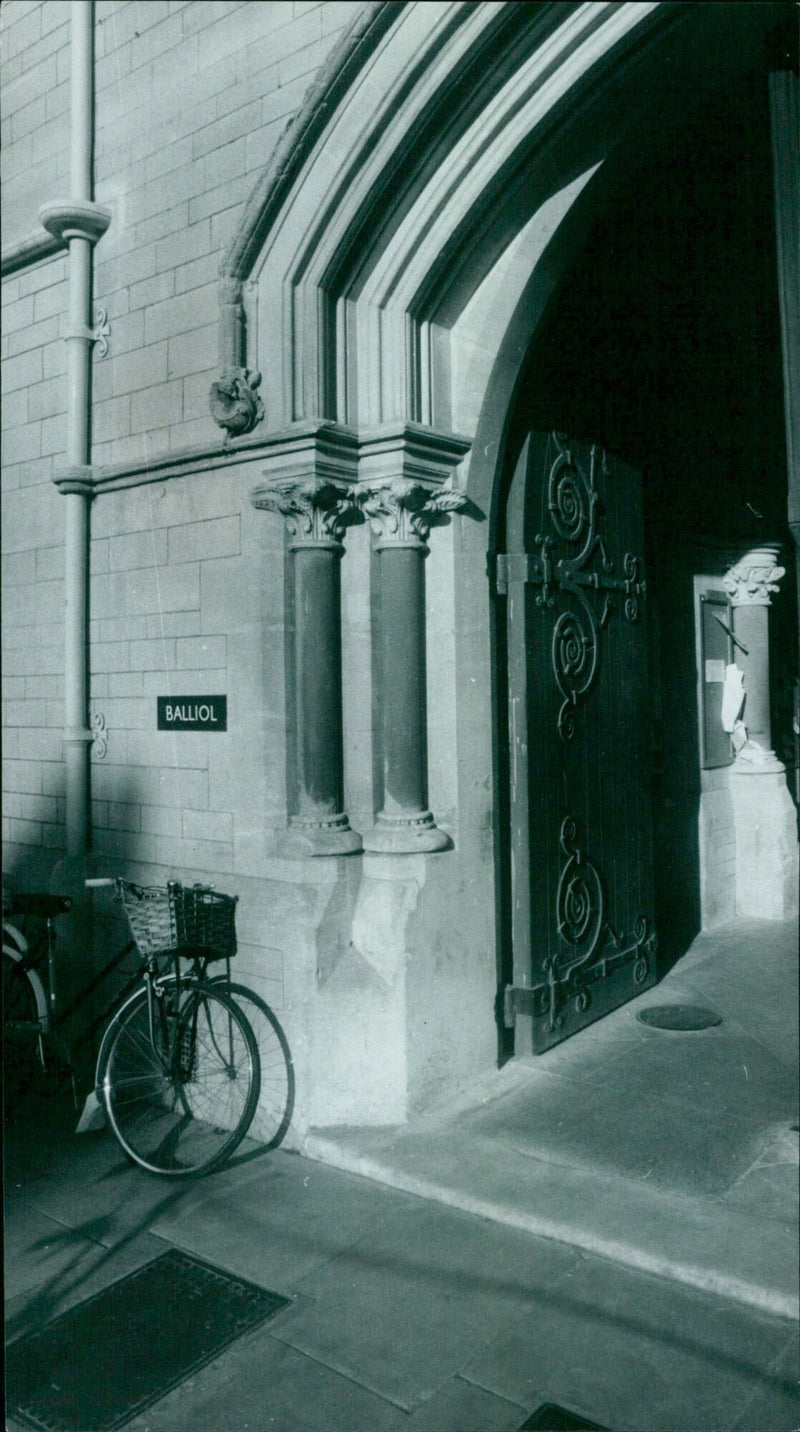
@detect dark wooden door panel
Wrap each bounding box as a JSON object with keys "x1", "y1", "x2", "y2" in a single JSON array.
[{"x1": 504, "y1": 432, "x2": 657, "y2": 1052}]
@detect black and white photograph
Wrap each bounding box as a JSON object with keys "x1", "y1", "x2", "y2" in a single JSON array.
[{"x1": 2, "y1": 3, "x2": 799, "y2": 1429}]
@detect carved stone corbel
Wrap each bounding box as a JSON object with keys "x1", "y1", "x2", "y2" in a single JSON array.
[{"x1": 209, "y1": 366, "x2": 264, "y2": 438}]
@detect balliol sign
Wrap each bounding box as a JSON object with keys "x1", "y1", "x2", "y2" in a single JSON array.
[{"x1": 157, "y1": 696, "x2": 227, "y2": 732}]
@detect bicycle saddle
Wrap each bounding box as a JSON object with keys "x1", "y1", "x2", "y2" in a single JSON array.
[{"x1": 7, "y1": 893, "x2": 73, "y2": 918}]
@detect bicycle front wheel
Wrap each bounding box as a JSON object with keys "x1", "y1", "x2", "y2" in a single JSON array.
[{"x1": 99, "y1": 982, "x2": 260, "y2": 1176}]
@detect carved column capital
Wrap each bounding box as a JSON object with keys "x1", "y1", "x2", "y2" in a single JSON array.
[
  {"x1": 252, "y1": 477, "x2": 358, "y2": 549},
  {"x1": 723, "y1": 544, "x2": 785, "y2": 606},
  {"x1": 359, "y1": 479, "x2": 468, "y2": 549}
]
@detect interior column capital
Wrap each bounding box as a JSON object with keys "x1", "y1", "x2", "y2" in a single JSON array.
[{"x1": 723, "y1": 544, "x2": 785, "y2": 606}]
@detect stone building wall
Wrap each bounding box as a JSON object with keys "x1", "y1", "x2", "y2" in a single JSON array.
[
  {"x1": 2, "y1": 2, "x2": 381, "y2": 1137},
  {"x1": 2, "y1": 0, "x2": 355, "y2": 868}
]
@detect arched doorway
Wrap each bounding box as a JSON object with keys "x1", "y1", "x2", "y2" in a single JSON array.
[
  {"x1": 219, "y1": 0, "x2": 796, "y2": 1116},
  {"x1": 493, "y1": 53, "x2": 796, "y2": 1057}
]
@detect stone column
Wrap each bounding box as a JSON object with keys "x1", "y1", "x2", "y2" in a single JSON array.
[
  {"x1": 723, "y1": 544, "x2": 798, "y2": 919},
  {"x1": 723, "y1": 544, "x2": 785, "y2": 764},
  {"x1": 360, "y1": 476, "x2": 467, "y2": 852},
  {"x1": 253, "y1": 455, "x2": 362, "y2": 856}
]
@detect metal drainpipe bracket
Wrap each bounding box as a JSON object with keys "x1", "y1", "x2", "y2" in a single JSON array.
[
  {"x1": 64, "y1": 308, "x2": 110, "y2": 357},
  {"x1": 91, "y1": 712, "x2": 108, "y2": 758}
]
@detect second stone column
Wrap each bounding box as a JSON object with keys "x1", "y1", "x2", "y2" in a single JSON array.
[{"x1": 360, "y1": 473, "x2": 467, "y2": 852}]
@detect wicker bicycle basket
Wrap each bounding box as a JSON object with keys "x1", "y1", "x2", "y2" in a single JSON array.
[{"x1": 117, "y1": 880, "x2": 237, "y2": 962}]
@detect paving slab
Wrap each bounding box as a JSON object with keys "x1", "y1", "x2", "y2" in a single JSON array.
[
  {"x1": 149, "y1": 1148, "x2": 421, "y2": 1292},
  {"x1": 730, "y1": 1330, "x2": 800, "y2": 1432},
  {"x1": 461, "y1": 1067, "x2": 775, "y2": 1198},
  {"x1": 273, "y1": 1195, "x2": 581, "y2": 1411},
  {"x1": 462, "y1": 1252, "x2": 800, "y2": 1432},
  {"x1": 405, "y1": 1375, "x2": 528, "y2": 1431},
  {"x1": 119, "y1": 1327, "x2": 408, "y2": 1432}
]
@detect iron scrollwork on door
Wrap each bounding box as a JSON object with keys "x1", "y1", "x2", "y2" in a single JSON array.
[
  {"x1": 543, "y1": 817, "x2": 654, "y2": 1032},
  {"x1": 503, "y1": 816, "x2": 655, "y2": 1031},
  {"x1": 532, "y1": 434, "x2": 645, "y2": 740}
]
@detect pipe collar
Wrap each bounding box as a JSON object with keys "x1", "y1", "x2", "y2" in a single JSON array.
[{"x1": 39, "y1": 200, "x2": 111, "y2": 245}]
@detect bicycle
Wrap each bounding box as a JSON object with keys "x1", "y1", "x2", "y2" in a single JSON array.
[
  {"x1": 85, "y1": 877, "x2": 293, "y2": 1177},
  {"x1": 3, "y1": 891, "x2": 87, "y2": 1101}
]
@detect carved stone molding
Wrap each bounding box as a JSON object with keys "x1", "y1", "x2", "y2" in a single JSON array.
[
  {"x1": 252, "y1": 477, "x2": 358, "y2": 549},
  {"x1": 39, "y1": 199, "x2": 111, "y2": 245},
  {"x1": 358, "y1": 422, "x2": 472, "y2": 487},
  {"x1": 359, "y1": 478, "x2": 468, "y2": 548},
  {"x1": 723, "y1": 544, "x2": 785, "y2": 606},
  {"x1": 53, "y1": 464, "x2": 96, "y2": 497},
  {"x1": 209, "y1": 367, "x2": 264, "y2": 437}
]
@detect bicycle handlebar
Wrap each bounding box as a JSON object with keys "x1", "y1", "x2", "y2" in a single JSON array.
[{"x1": 85, "y1": 878, "x2": 116, "y2": 888}]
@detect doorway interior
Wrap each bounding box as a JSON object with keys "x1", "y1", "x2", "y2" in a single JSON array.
[{"x1": 494, "y1": 64, "x2": 797, "y2": 1057}]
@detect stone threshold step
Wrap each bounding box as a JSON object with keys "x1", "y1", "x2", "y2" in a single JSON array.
[{"x1": 303, "y1": 1126, "x2": 799, "y2": 1323}]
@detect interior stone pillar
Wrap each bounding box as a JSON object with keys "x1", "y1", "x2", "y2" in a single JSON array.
[
  {"x1": 357, "y1": 426, "x2": 470, "y2": 853},
  {"x1": 723, "y1": 544, "x2": 798, "y2": 918},
  {"x1": 252, "y1": 429, "x2": 362, "y2": 856},
  {"x1": 723, "y1": 544, "x2": 785, "y2": 764}
]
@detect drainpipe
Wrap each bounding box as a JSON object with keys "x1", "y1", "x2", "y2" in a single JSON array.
[{"x1": 40, "y1": 0, "x2": 110, "y2": 861}]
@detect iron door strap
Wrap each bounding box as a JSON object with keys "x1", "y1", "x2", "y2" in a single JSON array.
[
  {"x1": 498, "y1": 438, "x2": 646, "y2": 741},
  {"x1": 503, "y1": 817, "x2": 656, "y2": 1030}
]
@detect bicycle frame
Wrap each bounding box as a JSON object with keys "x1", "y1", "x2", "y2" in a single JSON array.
[{"x1": 134, "y1": 952, "x2": 239, "y2": 1085}]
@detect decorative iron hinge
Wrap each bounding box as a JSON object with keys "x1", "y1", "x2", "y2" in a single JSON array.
[
  {"x1": 503, "y1": 983, "x2": 549, "y2": 1025},
  {"x1": 503, "y1": 939, "x2": 654, "y2": 1029}
]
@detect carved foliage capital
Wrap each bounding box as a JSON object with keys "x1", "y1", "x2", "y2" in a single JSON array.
[
  {"x1": 252, "y1": 477, "x2": 358, "y2": 547},
  {"x1": 723, "y1": 546, "x2": 785, "y2": 605},
  {"x1": 359, "y1": 479, "x2": 468, "y2": 546}
]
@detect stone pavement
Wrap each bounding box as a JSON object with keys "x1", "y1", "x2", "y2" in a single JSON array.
[
  {"x1": 306, "y1": 918, "x2": 800, "y2": 1323},
  {"x1": 4, "y1": 917, "x2": 799, "y2": 1432}
]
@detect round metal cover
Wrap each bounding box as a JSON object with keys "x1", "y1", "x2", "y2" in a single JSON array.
[{"x1": 636, "y1": 1003, "x2": 722, "y2": 1031}]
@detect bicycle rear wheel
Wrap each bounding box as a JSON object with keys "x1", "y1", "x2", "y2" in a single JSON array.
[
  {"x1": 213, "y1": 980, "x2": 294, "y2": 1149},
  {"x1": 99, "y1": 982, "x2": 260, "y2": 1176}
]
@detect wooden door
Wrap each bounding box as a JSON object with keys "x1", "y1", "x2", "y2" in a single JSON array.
[{"x1": 501, "y1": 430, "x2": 657, "y2": 1053}]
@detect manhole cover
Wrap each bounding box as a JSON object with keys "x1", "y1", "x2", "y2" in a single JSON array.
[
  {"x1": 6, "y1": 1248, "x2": 290, "y2": 1431},
  {"x1": 636, "y1": 1003, "x2": 722, "y2": 1031}
]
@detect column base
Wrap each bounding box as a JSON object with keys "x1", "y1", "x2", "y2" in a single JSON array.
[
  {"x1": 363, "y1": 811, "x2": 452, "y2": 854},
  {"x1": 732, "y1": 744, "x2": 785, "y2": 774},
  {"x1": 283, "y1": 815, "x2": 362, "y2": 857},
  {"x1": 729, "y1": 765, "x2": 798, "y2": 920}
]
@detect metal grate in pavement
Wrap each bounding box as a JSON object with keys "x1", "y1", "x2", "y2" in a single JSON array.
[
  {"x1": 6, "y1": 1248, "x2": 290, "y2": 1432},
  {"x1": 518, "y1": 1403, "x2": 610, "y2": 1430}
]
